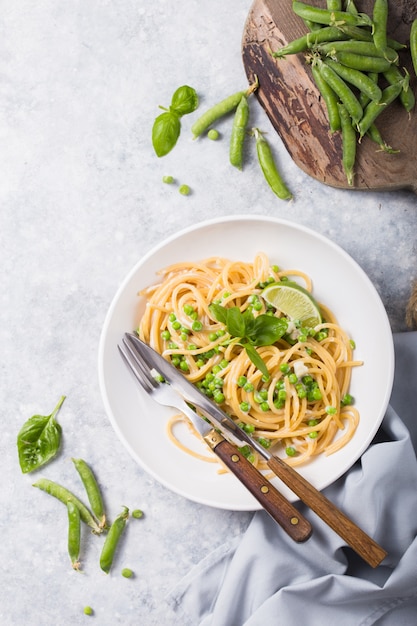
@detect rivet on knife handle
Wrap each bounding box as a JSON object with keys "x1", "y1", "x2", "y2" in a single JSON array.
[
  {"x1": 204, "y1": 430, "x2": 312, "y2": 543},
  {"x1": 266, "y1": 456, "x2": 387, "y2": 567}
]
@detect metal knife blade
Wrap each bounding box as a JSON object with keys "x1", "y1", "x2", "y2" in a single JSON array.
[{"x1": 123, "y1": 332, "x2": 388, "y2": 567}]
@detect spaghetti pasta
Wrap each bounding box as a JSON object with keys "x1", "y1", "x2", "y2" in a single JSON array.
[{"x1": 137, "y1": 253, "x2": 361, "y2": 468}]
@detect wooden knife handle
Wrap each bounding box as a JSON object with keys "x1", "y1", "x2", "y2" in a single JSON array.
[
  {"x1": 204, "y1": 430, "x2": 312, "y2": 543},
  {"x1": 266, "y1": 456, "x2": 387, "y2": 567}
]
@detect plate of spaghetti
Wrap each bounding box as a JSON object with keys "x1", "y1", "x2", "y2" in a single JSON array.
[{"x1": 98, "y1": 215, "x2": 394, "y2": 510}]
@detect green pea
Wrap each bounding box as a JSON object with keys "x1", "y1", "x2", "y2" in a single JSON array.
[
  {"x1": 229, "y1": 95, "x2": 249, "y2": 170},
  {"x1": 83, "y1": 606, "x2": 94, "y2": 616},
  {"x1": 326, "y1": 406, "x2": 337, "y2": 415},
  {"x1": 162, "y1": 175, "x2": 174, "y2": 184},
  {"x1": 253, "y1": 128, "x2": 292, "y2": 200},
  {"x1": 207, "y1": 128, "x2": 220, "y2": 140},
  {"x1": 100, "y1": 506, "x2": 129, "y2": 574},
  {"x1": 132, "y1": 509, "x2": 144, "y2": 519},
  {"x1": 179, "y1": 184, "x2": 191, "y2": 196},
  {"x1": 337, "y1": 102, "x2": 357, "y2": 187},
  {"x1": 122, "y1": 568, "x2": 134, "y2": 578}
]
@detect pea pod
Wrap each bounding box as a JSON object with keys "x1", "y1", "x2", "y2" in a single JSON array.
[
  {"x1": 332, "y1": 51, "x2": 393, "y2": 73},
  {"x1": 372, "y1": 0, "x2": 388, "y2": 53},
  {"x1": 345, "y1": 0, "x2": 358, "y2": 15},
  {"x1": 411, "y1": 19, "x2": 417, "y2": 77},
  {"x1": 358, "y1": 72, "x2": 378, "y2": 108},
  {"x1": 357, "y1": 82, "x2": 403, "y2": 138},
  {"x1": 191, "y1": 78, "x2": 258, "y2": 139},
  {"x1": 338, "y1": 24, "x2": 406, "y2": 51},
  {"x1": 67, "y1": 501, "x2": 81, "y2": 570},
  {"x1": 253, "y1": 128, "x2": 292, "y2": 201},
  {"x1": 383, "y1": 66, "x2": 415, "y2": 113},
  {"x1": 33, "y1": 477, "x2": 103, "y2": 534},
  {"x1": 337, "y1": 102, "x2": 356, "y2": 186},
  {"x1": 323, "y1": 58, "x2": 382, "y2": 102},
  {"x1": 72, "y1": 458, "x2": 106, "y2": 529},
  {"x1": 291, "y1": 2, "x2": 372, "y2": 27},
  {"x1": 229, "y1": 96, "x2": 249, "y2": 170},
  {"x1": 326, "y1": 0, "x2": 341, "y2": 9},
  {"x1": 311, "y1": 63, "x2": 341, "y2": 132},
  {"x1": 366, "y1": 124, "x2": 399, "y2": 154},
  {"x1": 318, "y1": 40, "x2": 399, "y2": 64},
  {"x1": 272, "y1": 26, "x2": 348, "y2": 57},
  {"x1": 100, "y1": 506, "x2": 129, "y2": 574},
  {"x1": 316, "y1": 59, "x2": 363, "y2": 125}
]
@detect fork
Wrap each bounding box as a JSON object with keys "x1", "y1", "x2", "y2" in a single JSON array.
[{"x1": 118, "y1": 340, "x2": 313, "y2": 542}]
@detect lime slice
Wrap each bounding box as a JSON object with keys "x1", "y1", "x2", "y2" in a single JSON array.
[{"x1": 262, "y1": 281, "x2": 322, "y2": 328}]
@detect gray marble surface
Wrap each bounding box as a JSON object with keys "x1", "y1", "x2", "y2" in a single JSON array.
[{"x1": 1, "y1": 1, "x2": 416, "y2": 624}]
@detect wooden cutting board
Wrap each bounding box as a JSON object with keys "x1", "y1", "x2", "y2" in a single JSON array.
[{"x1": 242, "y1": 0, "x2": 417, "y2": 192}]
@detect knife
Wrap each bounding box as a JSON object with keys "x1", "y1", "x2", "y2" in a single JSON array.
[
  {"x1": 124, "y1": 332, "x2": 388, "y2": 568},
  {"x1": 119, "y1": 336, "x2": 312, "y2": 542}
]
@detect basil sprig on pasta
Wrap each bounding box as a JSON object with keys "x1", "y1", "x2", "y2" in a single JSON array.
[{"x1": 209, "y1": 303, "x2": 288, "y2": 377}]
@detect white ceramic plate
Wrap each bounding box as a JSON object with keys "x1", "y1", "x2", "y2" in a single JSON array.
[{"x1": 98, "y1": 215, "x2": 394, "y2": 510}]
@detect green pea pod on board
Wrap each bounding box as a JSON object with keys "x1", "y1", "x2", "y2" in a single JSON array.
[
  {"x1": 372, "y1": 0, "x2": 388, "y2": 52},
  {"x1": 411, "y1": 20, "x2": 417, "y2": 77},
  {"x1": 310, "y1": 63, "x2": 341, "y2": 132},
  {"x1": 337, "y1": 102, "x2": 357, "y2": 187},
  {"x1": 100, "y1": 506, "x2": 129, "y2": 574}
]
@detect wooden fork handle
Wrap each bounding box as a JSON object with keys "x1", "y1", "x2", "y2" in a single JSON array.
[
  {"x1": 204, "y1": 430, "x2": 312, "y2": 543},
  {"x1": 267, "y1": 456, "x2": 387, "y2": 567}
]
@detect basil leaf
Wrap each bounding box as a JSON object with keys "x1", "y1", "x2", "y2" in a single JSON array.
[
  {"x1": 152, "y1": 111, "x2": 181, "y2": 157},
  {"x1": 225, "y1": 307, "x2": 246, "y2": 338},
  {"x1": 248, "y1": 315, "x2": 288, "y2": 346},
  {"x1": 170, "y1": 85, "x2": 198, "y2": 116},
  {"x1": 209, "y1": 302, "x2": 229, "y2": 325},
  {"x1": 17, "y1": 396, "x2": 65, "y2": 473},
  {"x1": 242, "y1": 343, "x2": 269, "y2": 379}
]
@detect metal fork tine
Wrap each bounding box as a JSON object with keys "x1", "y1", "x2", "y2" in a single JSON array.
[
  {"x1": 118, "y1": 344, "x2": 155, "y2": 394},
  {"x1": 122, "y1": 338, "x2": 160, "y2": 384}
]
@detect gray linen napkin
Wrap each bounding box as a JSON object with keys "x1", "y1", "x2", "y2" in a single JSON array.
[{"x1": 167, "y1": 332, "x2": 417, "y2": 626}]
